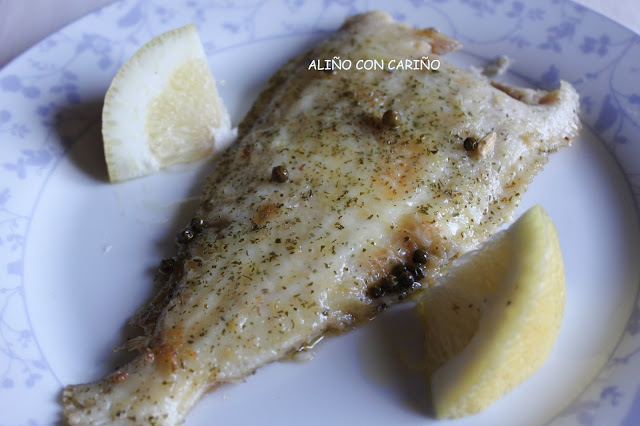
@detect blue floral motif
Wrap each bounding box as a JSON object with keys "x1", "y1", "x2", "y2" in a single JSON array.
[
  {"x1": 117, "y1": 2, "x2": 144, "y2": 27},
  {"x1": 557, "y1": 399, "x2": 599, "y2": 425},
  {"x1": 9, "y1": 122, "x2": 28, "y2": 138},
  {"x1": 3, "y1": 149, "x2": 52, "y2": 179},
  {"x1": 0, "y1": 75, "x2": 40, "y2": 99},
  {"x1": 21, "y1": 86, "x2": 41, "y2": 98},
  {"x1": 0, "y1": 75, "x2": 22, "y2": 92},
  {"x1": 0, "y1": 188, "x2": 9, "y2": 206},
  {"x1": 602, "y1": 386, "x2": 623, "y2": 406},
  {"x1": 506, "y1": 1, "x2": 524, "y2": 18},
  {"x1": 540, "y1": 64, "x2": 560, "y2": 89},
  {"x1": 581, "y1": 35, "x2": 612, "y2": 56},
  {"x1": 76, "y1": 33, "x2": 113, "y2": 70},
  {"x1": 0, "y1": 109, "x2": 10, "y2": 124},
  {"x1": 539, "y1": 21, "x2": 576, "y2": 52}
]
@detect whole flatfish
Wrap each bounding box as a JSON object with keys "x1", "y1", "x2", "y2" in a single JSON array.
[{"x1": 63, "y1": 11, "x2": 580, "y2": 425}]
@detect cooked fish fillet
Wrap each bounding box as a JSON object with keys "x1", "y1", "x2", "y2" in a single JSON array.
[{"x1": 63, "y1": 11, "x2": 580, "y2": 425}]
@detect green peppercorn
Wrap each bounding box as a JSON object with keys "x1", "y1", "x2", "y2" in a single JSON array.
[
  {"x1": 464, "y1": 137, "x2": 478, "y2": 151},
  {"x1": 160, "y1": 258, "x2": 176, "y2": 273},
  {"x1": 368, "y1": 286, "x2": 385, "y2": 299},
  {"x1": 271, "y1": 165, "x2": 289, "y2": 183},
  {"x1": 392, "y1": 264, "x2": 408, "y2": 277},
  {"x1": 177, "y1": 228, "x2": 194, "y2": 244},
  {"x1": 190, "y1": 217, "x2": 205, "y2": 234},
  {"x1": 408, "y1": 265, "x2": 426, "y2": 281},
  {"x1": 413, "y1": 249, "x2": 429, "y2": 264},
  {"x1": 382, "y1": 109, "x2": 402, "y2": 128},
  {"x1": 381, "y1": 276, "x2": 397, "y2": 292},
  {"x1": 397, "y1": 270, "x2": 415, "y2": 289}
]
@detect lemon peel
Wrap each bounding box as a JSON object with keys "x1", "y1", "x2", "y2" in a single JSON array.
[
  {"x1": 419, "y1": 204, "x2": 565, "y2": 418},
  {"x1": 102, "y1": 24, "x2": 233, "y2": 182}
]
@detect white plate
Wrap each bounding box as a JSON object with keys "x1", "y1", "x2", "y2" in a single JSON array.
[{"x1": 1, "y1": 1, "x2": 640, "y2": 425}]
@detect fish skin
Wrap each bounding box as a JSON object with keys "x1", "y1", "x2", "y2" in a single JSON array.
[{"x1": 63, "y1": 11, "x2": 580, "y2": 425}]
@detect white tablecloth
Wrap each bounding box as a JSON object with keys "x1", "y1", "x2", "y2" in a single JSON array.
[{"x1": 1, "y1": 0, "x2": 639, "y2": 69}]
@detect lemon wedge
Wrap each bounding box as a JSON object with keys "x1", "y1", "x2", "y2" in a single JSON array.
[
  {"x1": 102, "y1": 23, "x2": 233, "y2": 182},
  {"x1": 419, "y1": 204, "x2": 565, "y2": 418}
]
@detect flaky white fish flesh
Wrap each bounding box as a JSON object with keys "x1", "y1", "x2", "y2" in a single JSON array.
[{"x1": 63, "y1": 11, "x2": 580, "y2": 425}]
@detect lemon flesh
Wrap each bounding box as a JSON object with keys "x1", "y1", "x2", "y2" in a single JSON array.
[
  {"x1": 420, "y1": 204, "x2": 565, "y2": 418},
  {"x1": 102, "y1": 24, "x2": 232, "y2": 182}
]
